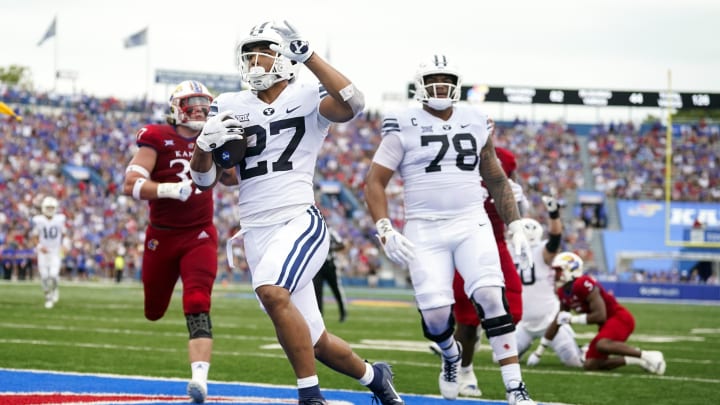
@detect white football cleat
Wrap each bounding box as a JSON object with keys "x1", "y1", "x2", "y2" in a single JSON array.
[
  {"x1": 641, "y1": 351, "x2": 666, "y2": 375},
  {"x1": 506, "y1": 381, "x2": 535, "y2": 405},
  {"x1": 52, "y1": 289, "x2": 59, "y2": 304},
  {"x1": 438, "y1": 342, "x2": 462, "y2": 400},
  {"x1": 458, "y1": 368, "x2": 482, "y2": 397},
  {"x1": 187, "y1": 380, "x2": 207, "y2": 403},
  {"x1": 44, "y1": 300, "x2": 53, "y2": 309}
]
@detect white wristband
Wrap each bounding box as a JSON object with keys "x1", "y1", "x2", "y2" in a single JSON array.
[
  {"x1": 132, "y1": 178, "x2": 146, "y2": 200},
  {"x1": 339, "y1": 83, "x2": 365, "y2": 116},
  {"x1": 156, "y1": 182, "x2": 180, "y2": 199},
  {"x1": 191, "y1": 164, "x2": 217, "y2": 187},
  {"x1": 126, "y1": 164, "x2": 150, "y2": 178},
  {"x1": 571, "y1": 314, "x2": 588, "y2": 325},
  {"x1": 540, "y1": 337, "x2": 552, "y2": 347}
]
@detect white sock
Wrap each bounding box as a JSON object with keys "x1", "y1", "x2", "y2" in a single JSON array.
[
  {"x1": 460, "y1": 363, "x2": 474, "y2": 374},
  {"x1": 191, "y1": 361, "x2": 210, "y2": 382},
  {"x1": 626, "y1": 356, "x2": 644, "y2": 366},
  {"x1": 500, "y1": 363, "x2": 522, "y2": 390},
  {"x1": 358, "y1": 362, "x2": 375, "y2": 385},
  {"x1": 297, "y1": 375, "x2": 319, "y2": 389}
]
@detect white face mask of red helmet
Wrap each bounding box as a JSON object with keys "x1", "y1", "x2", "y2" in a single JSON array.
[
  {"x1": 552, "y1": 252, "x2": 584, "y2": 287},
  {"x1": 168, "y1": 80, "x2": 213, "y2": 131}
]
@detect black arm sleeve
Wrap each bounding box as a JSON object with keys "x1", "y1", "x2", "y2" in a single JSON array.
[{"x1": 546, "y1": 233, "x2": 562, "y2": 253}]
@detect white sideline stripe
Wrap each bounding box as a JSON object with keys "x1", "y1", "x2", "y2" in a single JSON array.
[
  {"x1": 0, "y1": 322, "x2": 276, "y2": 342},
  {"x1": 691, "y1": 328, "x2": 720, "y2": 334},
  {"x1": 0, "y1": 339, "x2": 288, "y2": 359},
  {"x1": 396, "y1": 358, "x2": 720, "y2": 384},
  {"x1": 1, "y1": 339, "x2": 718, "y2": 386}
]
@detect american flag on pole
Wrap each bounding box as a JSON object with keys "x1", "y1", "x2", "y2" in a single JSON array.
[
  {"x1": 37, "y1": 17, "x2": 56, "y2": 47},
  {"x1": 124, "y1": 27, "x2": 148, "y2": 48}
]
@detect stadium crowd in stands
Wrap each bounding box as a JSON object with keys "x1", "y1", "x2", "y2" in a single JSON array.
[{"x1": 1, "y1": 86, "x2": 717, "y2": 284}]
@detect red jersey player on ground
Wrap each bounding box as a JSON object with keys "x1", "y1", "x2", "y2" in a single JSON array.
[
  {"x1": 546, "y1": 251, "x2": 666, "y2": 374},
  {"x1": 122, "y1": 80, "x2": 237, "y2": 403}
]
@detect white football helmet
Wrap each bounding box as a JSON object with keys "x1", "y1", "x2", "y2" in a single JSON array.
[
  {"x1": 414, "y1": 54, "x2": 462, "y2": 111},
  {"x1": 521, "y1": 218, "x2": 544, "y2": 247},
  {"x1": 236, "y1": 21, "x2": 296, "y2": 91},
  {"x1": 168, "y1": 80, "x2": 213, "y2": 131},
  {"x1": 41, "y1": 196, "x2": 58, "y2": 217},
  {"x1": 552, "y1": 251, "x2": 584, "y2": 285}
]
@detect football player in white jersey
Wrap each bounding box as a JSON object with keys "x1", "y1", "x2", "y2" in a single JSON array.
[
  {"x1": 30, "y1": 196, "x2": 66, "y2": 309},
  {"x1": 512, "y1": 197, "x2": 584, "y2": 368},
  {"x1": 189, "y1": 21, "x2": 403, "y2": 405},
  {"x1": 364, "y1": 54, "x2": 536, "y2": 405}
]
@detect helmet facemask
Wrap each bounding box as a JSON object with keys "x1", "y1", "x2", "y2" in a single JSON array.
[
  {"x1": 414, "y1": 54, "x2": 462, "y2": 111},
  {"x1": 168, "y1": 81, "x2": 213, "y2": 131},
  {"x1": 238, "y1": 44, "x2": 295, "y2": 91},
  {"x1": 236, "y1": 23, "x2": 296, "y2": 91},
  {"x1": 551, "y1": 252, "x2": 584, "y2": 287}
]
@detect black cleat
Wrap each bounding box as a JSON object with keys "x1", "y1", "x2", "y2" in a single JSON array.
[{"x1": 369, "y1": 362, "x2": 404, "y2": 405}]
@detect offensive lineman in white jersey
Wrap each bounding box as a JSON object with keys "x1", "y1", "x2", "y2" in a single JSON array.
[
  {"x1": 189, "y1": 21, "x2": 403, "y2": 405},
  {"x1": 512, "y1": 198, "x2": 584, "y2": 368},
  {"x1": 364, "y1": 54, "x2": 536, "y2": 405},
  {"x1": 30, "y1": 196, "x2": 66, "y2": 309}
]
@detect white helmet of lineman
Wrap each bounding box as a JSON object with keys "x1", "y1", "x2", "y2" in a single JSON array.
[
  {"x1": 236, "y1": 21, "x2": 297, "y2": 91},
  {"x1": 414, "y1": 54, "x2": 462, "y2": 111},
  {"x1": 520, "y1": 218, "x2": 544, "y2": 247},
  {"x1": 168, "y1": 80, "x2": 213, "y2": 131},
  {"x1": 41, "y1": 196, "x2": 58, "y2": 218},
  {"x1": 552, "y1": 251, "x2": 584, "y2": 285}
]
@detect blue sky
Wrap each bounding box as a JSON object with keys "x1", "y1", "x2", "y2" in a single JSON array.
[{"x1": 2, "y1": 0, "x2": 719, "y2": 123}]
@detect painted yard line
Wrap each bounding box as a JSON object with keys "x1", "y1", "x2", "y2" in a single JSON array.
[{"x1": 1, "y1": 339, "x2": 717, "y2": 386}]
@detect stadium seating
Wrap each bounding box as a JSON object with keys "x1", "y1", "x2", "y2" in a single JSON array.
[{"x1": 0, "y1": 86, "x2": 716, "y2": 285}]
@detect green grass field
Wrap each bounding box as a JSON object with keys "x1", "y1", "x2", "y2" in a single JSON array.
[{"x1": 0, "y1": 280, "x2": 718, "y2": 405}]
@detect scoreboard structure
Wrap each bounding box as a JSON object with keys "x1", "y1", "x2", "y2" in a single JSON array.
[{"x1": 407, "y1": 84, "x2": 720, "y2": 110}]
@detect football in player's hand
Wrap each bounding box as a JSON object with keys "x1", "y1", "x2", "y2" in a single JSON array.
[
  {"x1": 212, "y1": 136, "x2": 247, "y2": 169},
  {"x1": 211, "y1": 116, "x2": 246, "y2": 169}
]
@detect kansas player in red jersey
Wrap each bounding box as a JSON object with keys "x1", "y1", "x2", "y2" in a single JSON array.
[
  {"x1": 122, "y1": 80, "x2": 237, "y2": 403},
  {"x1": 443, "y1": 140, "x2": 528, "y2": 397},
  {"x1": 547, "y1": 252, "x2": 666, "y2": 374}
]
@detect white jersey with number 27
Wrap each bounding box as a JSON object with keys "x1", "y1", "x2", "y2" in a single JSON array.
[{"x1": 210, "y1": 81, "x2": 331, "y2": 227}]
